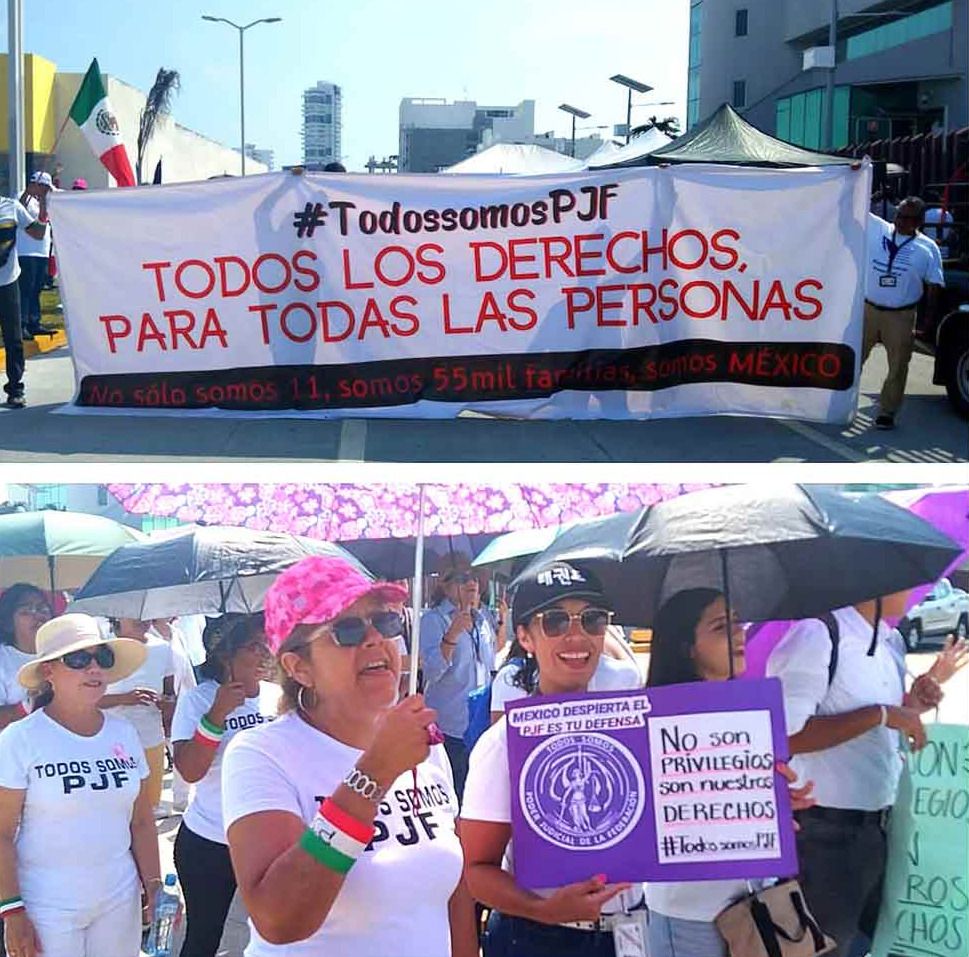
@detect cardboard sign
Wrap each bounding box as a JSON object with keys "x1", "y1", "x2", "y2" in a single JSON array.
[
  {"x1": 872, "y1": 724, "x2": 969, "y2": 957},
  {"x1": 50, "y1": 164, "x2": 870, "y2": 421},
  {"x1": 505, "y1": 678, "x2": 798, "y2": 887}
]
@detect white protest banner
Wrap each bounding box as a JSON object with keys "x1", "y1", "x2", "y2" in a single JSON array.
[{"x1": 50, "y1": 163, "x2": 870, "y2": 420}]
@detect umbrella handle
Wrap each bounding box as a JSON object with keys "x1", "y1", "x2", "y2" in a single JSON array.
[{"x1": 720, "y1": 550, "x2": 735, "y2": 680}]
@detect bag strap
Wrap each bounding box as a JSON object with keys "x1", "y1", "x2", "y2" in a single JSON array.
[
  {"x1": 790, "y1": 889, "x2": 827, "y2": 952},
  {"x1": 820, "y1": 612, "x2": 840, "y2": 688},
  {"x1": 750, "y1": 898, "x2": 784, "y2": 957}
]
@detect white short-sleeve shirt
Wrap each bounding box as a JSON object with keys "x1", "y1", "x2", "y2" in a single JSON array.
[
  {"x1": 0, "y1": 644, "x2": 33, "y2": 710},
  {"x1": 866, "y1": 214, "x2": 945, "y2": 309},
  {"x1": 766, "y1": 606, "x2": 906, "y2": 810},
  {"x1": 171, "y1": 679, "x2": 281, "y2": 844},
  {"x1": 222, "y1": 711, "x2": 463, "y2": 957},
  {"x1": 107, "y1": 635, "x2": 175, "y2": 749},
  {"x1": 0, "y1": 710, "x2": 148, "y2": 910},
  {"x1": 0, "y1": 197, "x2": 36, "y2": 286}
]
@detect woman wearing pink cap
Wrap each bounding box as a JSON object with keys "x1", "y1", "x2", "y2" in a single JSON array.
[{"x1": 222, "y1": 556, "x2": 477, "y2": 957}]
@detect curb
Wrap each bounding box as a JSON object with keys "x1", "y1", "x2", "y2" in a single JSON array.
[{"x1": 0, "y1": 328, "x2": 66, "y2": 362}]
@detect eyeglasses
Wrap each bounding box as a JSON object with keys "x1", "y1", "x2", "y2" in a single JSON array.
[
  {"x1": 532, "y1": 607, "x2": 613, "y2": 639},
  {"x1": 444, "y1": 572, "x2": 476, "y2": 585},
  {"x1": 16, "y1": 604, "x2": 51, "y2": 617},
  {"x1": 61, "y1": 646, "x2": 115, "y2": 670},
  {"x1": 323, "y1": 611, "x2": 405, "y2": 647}
]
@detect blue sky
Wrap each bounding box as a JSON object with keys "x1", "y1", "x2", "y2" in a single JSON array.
[{"x1": 6, "y1": 0, "x2": 689, "y2": 170}]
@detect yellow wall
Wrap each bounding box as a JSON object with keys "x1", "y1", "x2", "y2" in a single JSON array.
[{"x1": 0, "y1": 53, "x2": 58, "y2": 152}]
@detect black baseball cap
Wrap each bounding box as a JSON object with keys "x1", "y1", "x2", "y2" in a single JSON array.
[{"x1": 512, "y1": 562, "x2": 609, "y2": 624}]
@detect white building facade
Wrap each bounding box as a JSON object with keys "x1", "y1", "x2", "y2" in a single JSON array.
[{"x1": 302, "y1": 81, "x2": 343, "y2": 168}]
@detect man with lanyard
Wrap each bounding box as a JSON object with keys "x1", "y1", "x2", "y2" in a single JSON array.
[
  {"x1": 766, "y1": 592, "x2": 957, "y2": 957},
  {"x1": 420, "y1": 556, "x2": 502, "y2": 802},
  {"x1": 862, "y1": 197, "x2": 944, "y2": 430},
  {"x1": 0, "y1": 187, "x2": 48, "y2": 409}
]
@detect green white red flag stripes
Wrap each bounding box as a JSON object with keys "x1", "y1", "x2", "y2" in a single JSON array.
[{"x1": 68, "y1": 59, "x2": 136, "y2": 187}]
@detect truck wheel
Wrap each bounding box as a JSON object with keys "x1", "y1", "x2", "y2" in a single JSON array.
[
  {"x1": 904, "y1": 619, "x2": 923, "y2": 651},
  {"x1": 944, "y1": 337, "x2": 969, "y2": 419}
]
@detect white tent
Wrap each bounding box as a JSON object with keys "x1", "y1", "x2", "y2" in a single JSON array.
[
  {"x1": 443, "y1": 143, "x2": 585, "y2": 175},
  {"x1": 582, "y1": 139, "x2": 624, "y2": 168},
  {"x1": 585, "y1": 126, "x2": 672, "y2": 168}
]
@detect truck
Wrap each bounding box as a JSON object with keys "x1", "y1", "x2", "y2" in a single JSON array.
[{"x1": 899, "y1": 578, "x2": 969, "y2": 650}]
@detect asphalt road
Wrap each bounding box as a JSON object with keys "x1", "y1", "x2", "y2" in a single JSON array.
[{"x1": 1, "y1": 343, "x2": 966, "y2": 462}]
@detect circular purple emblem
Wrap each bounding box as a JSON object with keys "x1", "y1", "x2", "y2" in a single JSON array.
[{"x1": 518, "y1": 733, "x2": 644, "y2": 850}]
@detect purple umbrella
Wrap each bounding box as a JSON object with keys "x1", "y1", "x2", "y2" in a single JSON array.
[{"x1": 744, "y1": 486, "x2": 969, "y2": 678}]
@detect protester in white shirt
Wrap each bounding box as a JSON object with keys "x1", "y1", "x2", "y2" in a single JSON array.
[
  {"x1": 923, "y1": 203, "x2": 956, "y2": 258},
  {"x1": 222, "y1": 555, "x2": 476, "y2": 957},
  {"x1": 0, "y1": 585, "x2": 53, "y2": 731},
  {"x1": 100, "y1": 619, "x2": 175, "y2": 815},
  {"x1": 643, "y1": 589, "x2": 815, "y2": 957},
  {"x1": 489, "y1": 627, "x2": 642, "y2": 723},
  {"x1": 863, "y1": 199, "x2": 945, "y2": 429},
  {"x1": 16, "y1": 173, "x2": 54, "y2": 338},
  {"x1": 152, "y1": 617, "x2": 198, "y2": 811},
  {"x1": 767, "y1": 593, "x2": 953, "y2": 957},
  {"x1": 0, "y1": 193, "x2": 47, "y2": 409},
  {"x1": 462, "y1": 561, "x2": 650, "y2": 957},
  {"x1": 172, "y1": 614, "x2": 280, "y2": 957},
  {"x1": 0, "y1": 614, "x2": 160, "y2": 957}
]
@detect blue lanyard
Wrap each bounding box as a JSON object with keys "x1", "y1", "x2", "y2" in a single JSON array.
[{"x1": 883, "y1": 229, "x2": 914, "y2": 275}]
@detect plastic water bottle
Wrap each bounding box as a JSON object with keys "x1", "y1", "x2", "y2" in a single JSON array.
[{"x1": 144, "y1": 873, "x2": 182, "y2": 957}]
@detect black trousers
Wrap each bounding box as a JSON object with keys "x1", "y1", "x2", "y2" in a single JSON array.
[
  {"x1": 173, "y1": 822, "x2": 238, "y2": 957},
  {"x1": 0, "y1": 280, "x2": 24, "y2": 398},
  {"x1": 17, "y1": 256, "x2": 47, "y2": 327},
  {"x1": 443, "y1": 734, "x2": 470, "y2": 804},
  {"x1": 796, "y1": 807, "x2": 888, "y2": 957}
]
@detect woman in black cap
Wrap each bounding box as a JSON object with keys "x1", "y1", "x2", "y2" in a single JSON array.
[{"x1": 460, "y1": 561, "x2": 642, "y2": 957}]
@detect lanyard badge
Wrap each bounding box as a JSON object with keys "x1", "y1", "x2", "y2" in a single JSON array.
[{"x1": 608, "y1": 911, "x2": 649, "y2": 957}]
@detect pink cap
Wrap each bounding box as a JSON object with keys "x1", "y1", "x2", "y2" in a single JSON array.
[
  {"x1": 71, "y1": 178, "x2": 88, "y2": 190},
  {"x1": 264, "y1": 556, "x2": 408, "y2": 654}
]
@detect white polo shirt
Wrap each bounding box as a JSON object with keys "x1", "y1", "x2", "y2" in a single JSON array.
[
  {"x1": 766, "y1": 606, "x2": 906, "y2": 811},
  {"x1": 866, "y1": 214, "x2": 944, "y2": 309}
]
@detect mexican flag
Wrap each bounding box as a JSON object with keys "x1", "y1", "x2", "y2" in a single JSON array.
[{"x1": 68, "y1": 59, "x2": 136, "y2": 187}]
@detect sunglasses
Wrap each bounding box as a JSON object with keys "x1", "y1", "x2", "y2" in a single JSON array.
[
  {"x1": 323, "y1": 611, "x2": 405, "y2": 647},
  {"x1": 444, "y1": 572, "x2": 477, "y2": 585},
  {"x1": 532, "y1": 607, "x2": 613, "y2": 639},
  {"x1": 61, "y1": 646, "x2": 115, "y2": 670},
  {"x1": 16, "y1": 604, "x2": 52, "y2": 617}
]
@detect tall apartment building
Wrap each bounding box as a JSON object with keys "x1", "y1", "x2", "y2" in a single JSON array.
[
  {"x1": 398, "y1": 98, "x2": 535, "y2": 172},
  {"x1": 687, "y1": 0, "x2": 966, "y2": 148},
  {"x1": 302, "y1": 81, "x2": 342, "y2": 169}
]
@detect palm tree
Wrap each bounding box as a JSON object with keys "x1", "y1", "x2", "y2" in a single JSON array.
[
  {"x1": 633, "y1": 115, "x2": 681, "y2": 139},
  {"x1": 136, "y1": 68, "x2": 181, "y2": 184}
]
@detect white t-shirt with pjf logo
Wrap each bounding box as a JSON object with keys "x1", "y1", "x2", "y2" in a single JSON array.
[
  {"x1": 0, "y1": 710, "x2": 148, "y2": 910},
  {"x1": 222, "y1": 711, "x2": 463, "y2": 957},
  {"x1": 171, "y1": 679, "x2": 281, "y2": 844}
]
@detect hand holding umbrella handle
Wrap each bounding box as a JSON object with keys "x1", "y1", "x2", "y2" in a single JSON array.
[{"x1": 412, "y1": 723, "x2": 446, "y2": 793}]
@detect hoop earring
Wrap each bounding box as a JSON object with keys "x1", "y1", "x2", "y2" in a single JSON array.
[{"x1": 297, "y1": 684, "x2": 317, "y2": 713}]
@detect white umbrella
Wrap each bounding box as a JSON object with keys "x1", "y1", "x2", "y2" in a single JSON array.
[{"x1": 443, "y1": 143, "x2": 585, "y2": 175}]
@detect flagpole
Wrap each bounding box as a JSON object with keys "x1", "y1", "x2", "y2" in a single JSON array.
[{"x1": 7, "y1": 0, "x2": 25, "y2": 196}]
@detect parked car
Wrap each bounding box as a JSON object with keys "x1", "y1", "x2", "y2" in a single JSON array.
[
  {"x1": 899, "y1": 577, "x2": 969, "y2": 650},
  {"x1": 916, "y1": 265, "x2": 969, "y2": 418}
]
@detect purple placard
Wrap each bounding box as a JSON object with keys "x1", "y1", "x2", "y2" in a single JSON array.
[{"x1": 505, "y1": 677, "x2": 797, "y2": 888}]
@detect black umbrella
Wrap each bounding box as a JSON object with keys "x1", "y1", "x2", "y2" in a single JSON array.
[
  {"x1": 515, "y1": 485, "x2": 963, "y2": 673},
  {"x1": 68, "y1": 525, "x2": 371, "y2": 620}
]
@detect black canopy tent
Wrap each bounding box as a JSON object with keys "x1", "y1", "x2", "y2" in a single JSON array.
[{"x1": 601, "y1": 104, "x2": 854, "y2": 169}]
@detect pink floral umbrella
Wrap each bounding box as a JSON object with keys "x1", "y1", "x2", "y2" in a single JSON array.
[{"x1": 107, "y1": 484, "x2": 714, "y2": 541}]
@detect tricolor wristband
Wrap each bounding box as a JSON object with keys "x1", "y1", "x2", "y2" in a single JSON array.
[
  {"x1": 299, "y1": 798, "x2": 375, "y2": 875},
  {"x1": 0, "y1": 896, "x2": 25, "y2": 919},
  {"x1": 194, "y1": 714, "x2": 225, "y2": 748},
  {"x1": 15, "y1": 700, "x2": 29, "y2": 717}
]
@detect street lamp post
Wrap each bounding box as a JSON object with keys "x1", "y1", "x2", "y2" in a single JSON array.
[
  {"x1": 610, "y1": 74, "x2": 653, "y2": 144},
  {"x1": 558, "y1": 103, "x2": 591, "y2": 158},
  {"x1": 201, "y1": 15, "x2": 282, "y2": 175}
]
